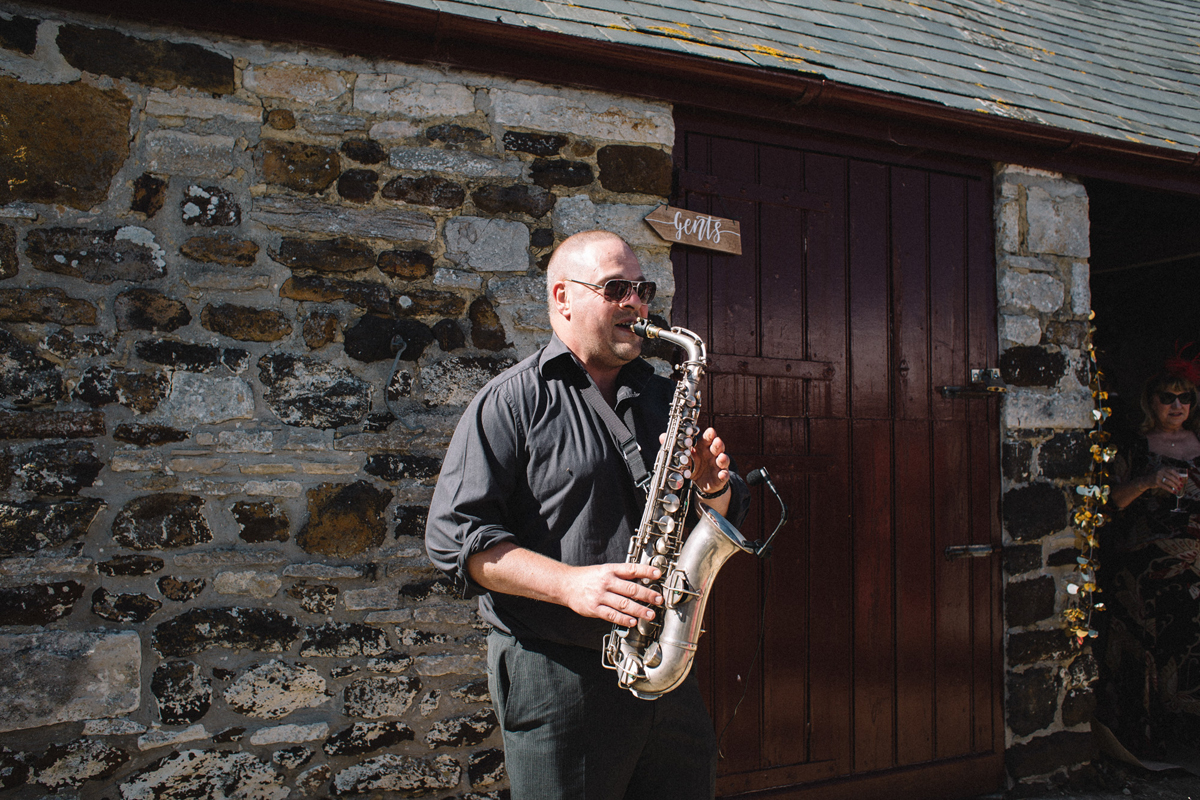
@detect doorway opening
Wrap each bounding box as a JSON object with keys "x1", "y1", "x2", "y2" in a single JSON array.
[{"x1": 1087, "y1": 178, "x2": 1200, "y2": 442}]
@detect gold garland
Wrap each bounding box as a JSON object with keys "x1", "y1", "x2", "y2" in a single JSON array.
[{"x1": 1064, "y1": 312, "x2": 1113, "y2": 644}]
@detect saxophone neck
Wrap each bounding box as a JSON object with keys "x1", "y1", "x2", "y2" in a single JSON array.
[{"x1": 629, "y1": 319, "x2": 707, "y2": 366}]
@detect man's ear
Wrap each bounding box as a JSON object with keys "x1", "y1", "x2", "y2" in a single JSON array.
[{"x1": 550, "y1": 280, "x2": 571, "y2": 320}]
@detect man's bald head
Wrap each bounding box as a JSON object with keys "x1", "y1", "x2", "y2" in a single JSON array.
[{"x1": 545, "y1": 230, "x2": 631, "y2": 302}]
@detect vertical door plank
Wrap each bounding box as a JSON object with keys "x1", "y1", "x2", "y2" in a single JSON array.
[
  {"x1": 928, "y1": 173, "x2": 973, "y2": 759},
  {"x1": 894, "y1": 418, "x2": 936, "y2": 766},
  {"x1": 848, "y1": 161, "x2": 890, "y2": 420},
  {"x1": 808, "y1": 417, "x2": 854, "y2": 773},
  {"x1": 963, "y1": 173, "x2": 1003, "y2": 754},
  {"x1": 852, "y1": 418, "x2": 896, "y2": 772},
  {"x1": 803, "y1": 152, "x2": 848, "y2": 420},
  {"x1": 892, "y1": 167, "x2": 931, "y2": 422},
  {"x1": 762, "y1": 416, "x2": 810, "y2": 766}
]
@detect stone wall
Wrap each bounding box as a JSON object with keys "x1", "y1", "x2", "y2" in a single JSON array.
[
  {"x1": 994, "y1": 165, "x2": 1100, "y2": 783},
  {"x1": 0, "y1": 4, "x2": 674, "y2": 797}
]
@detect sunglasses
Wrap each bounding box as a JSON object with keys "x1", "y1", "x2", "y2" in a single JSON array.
[
  {"x1": 566, "y1": 278, "x2": 656, "y2": 306},
  {"x1": 1156, "y1": 390, "x2": 1196, "y2": 406}
]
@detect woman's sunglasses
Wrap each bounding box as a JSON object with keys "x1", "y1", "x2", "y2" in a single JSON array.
[
  {"x1": 1156, "y1": 390, "x2": 1196, "y2": 406},
  {"x1": 567, "y1": 278, "x2": 656, "y2": 305}
]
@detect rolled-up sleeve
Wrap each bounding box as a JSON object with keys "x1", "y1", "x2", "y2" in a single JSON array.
[{"x1": 425, "y1": 385, "x2": 523, "y2": 598}]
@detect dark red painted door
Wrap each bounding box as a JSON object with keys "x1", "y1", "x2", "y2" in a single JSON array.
[{"x1": 671, "y1": 111, "x2": 1004, "y2": 799}]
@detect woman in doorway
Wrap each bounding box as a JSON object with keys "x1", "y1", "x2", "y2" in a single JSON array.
[{"x1": 1099, "y1": 346, "x2": 1200, "y2": 757}]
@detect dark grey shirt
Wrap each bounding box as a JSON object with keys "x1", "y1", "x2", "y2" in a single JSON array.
[{"x1": 425, "y1": 333, "x2": 750, "y2": 650}]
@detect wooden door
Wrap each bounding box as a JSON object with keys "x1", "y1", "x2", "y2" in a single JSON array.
[{"x1": 671, "y1": 111, "x2": 1004, "y2": 799}]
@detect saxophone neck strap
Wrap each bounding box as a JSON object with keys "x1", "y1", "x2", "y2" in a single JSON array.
[{"x1": 580, "y1": 383, "x2": 651, "y2": 495}]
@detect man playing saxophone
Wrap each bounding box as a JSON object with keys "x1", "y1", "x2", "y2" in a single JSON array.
[{"x1": 426, "y1": 229, "x2": 749, "y2": 800}]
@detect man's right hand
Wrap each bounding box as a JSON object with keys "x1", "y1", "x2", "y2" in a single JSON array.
[{"x1": 467, "y1": 543, "x2": 664, "y2": 627}]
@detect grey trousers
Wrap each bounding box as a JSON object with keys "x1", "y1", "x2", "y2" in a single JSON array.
[{"x1": 487, "y1": 629, "x2": 718, "y2": 800}]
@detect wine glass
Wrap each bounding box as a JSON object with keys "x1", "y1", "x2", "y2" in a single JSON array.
[{"x1": 1170, "y1": 468, "x2": 1190, "y2": 513}]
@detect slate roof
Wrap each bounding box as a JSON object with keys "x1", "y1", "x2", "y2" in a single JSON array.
[{"x1": 382, "y1": 0, "x2": 1200, "y2": 154}]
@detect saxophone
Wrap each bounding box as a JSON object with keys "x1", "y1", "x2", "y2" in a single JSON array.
[{"x1": 602, "y1": 319, "x2": 757, "y2": 700}]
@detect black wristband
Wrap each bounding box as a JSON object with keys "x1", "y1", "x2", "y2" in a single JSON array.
[{"x1": 695, "y1": 481, "x2": 730, "y2": 500}]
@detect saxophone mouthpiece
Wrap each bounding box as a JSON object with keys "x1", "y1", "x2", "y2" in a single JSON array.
[{"x1": 630, "y1": 318, "x2": 654, "y2": 338}]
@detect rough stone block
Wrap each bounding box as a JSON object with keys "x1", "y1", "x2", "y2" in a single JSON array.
[
  {"x1": 26, "y1": 226, "x2": 167, "y2": 284},
  {"x1": 421, "y1": 356, "x2": 517, "y2": 408},
  {"x1": 258, "y1": 354, "x2": 371, "y2": 429},
  {"x1": 0, "y1": 497, "x2": 104, "y2": 556},
  {"x1": 30, "y1": 737, "x2": 129, "y2": 790},
  {"x1": 0, "y1": 76, "x2": 131, "y2": 208},
  {"x1": 92, "y1": 587, "x2": 163, "y2": 624},
  {"x1": 0, "y1": 14, "x2": 38, "y2": 55},
  {"x1": 151, "y1": 660, "x2": 212, "y2": 725},
  {"x1": 0, "y1": 580, "x2": 85, "y2": 624},
  {"x1": 1004, "y1": 386, "x2": 1095, "y2": 430},
  {"x1": 0, "y1": 223, "x2": 16, "y2": 279},
  {"x1": 0, "y1": 630, "x2": 140, "y2": 733},
  {"x1": 119, "y1": 749, "x2": 287, "y2": 800},
  {"x1": 999, "y1": 270, "x2": 1065, "y2": 314},
  {"x1": 152, "y1": 606, "x2": 300, "y2": 657},
  {"x1": 144, "y1": 89, "x2": 262, "y2": 123},
  {"x1": 344, "y1": 675, "x2": 420, "y2": 719},
  {"x1": 181, "y1": 184, "x2": 241, "y2": 226},
  {"x1": 200, "y1": 303, "x2": 293, "y2": 342},
  {"x1": 112, "y1": 493, "x2": 212, "y2": 551},
  {"x1": 503, "y1": 130, "x2": 567, "y2": 156},
  {"x1": 324, "y1": 721, "x2": 415, "y2": 756},
  {"x1": 389, "y1": 147, "x2": 521, "y2": 179},
  {"x1": 115, "y1": 288, "x2": 192, "y2": 332},
  {"x1": 154, "y1": 372, "x2": 255, "y2": 425},
  {"x1": 0, "y1": 288, "x2": 96, "y2": 325},
  {"x1": 243, "y1": 63, "x2": 348, "y2": 103},
  {"x1": 57, "y1": 25, "x2": 233, "y2": 92},
  {"x1": 1007, "y1": 666, "x2": 1061, "y2": 737},
  {"x1": 1006, "y1": 575, "x2": 1058, "y2": 628},
  {"x1": 251, "y1": 194, "x2": 436, "y2": 241},
  {"x1": 299, "y1": 621, "x2": 389, "y2": 657},
  {"x1": 144, "y1": 130, "x2": 237, "y2": 178},
  {"x1": 1026, "y1": 185, "x2": 1090, "y2": 258},
  {"x1": 1003, "y1": 483, "x2": 1069, "y2": 541},
  {"x1": 257, "y1": 140, "x2": 341, "y2": 193},
  {"x1": 445, "y1": 216, "x2": 530, "y2": 272},
  {"x1": 552, "y1": 194, "x2": 663, "y2": 246},
  {"x1": 1000, "y1": 346, "x2": 1068, "y2": 388},
  {"x1": 180, "y1": 233, "x2": 260, "y2": 267},
  {"x1": 381, "y1": 174, "x2": 465, "y2": 208},
  {"x1": 1038, "y1": 430, "x2": 1092, "y2": 480},
  {"x1": 353, "y1": 73, "x2": 475, "y2": 117},
  {"x1": 490, "y1": 87, "x2": 673, "y2": 145},
  {"x1": 214, "y1": 570, "x2": 283, "y2": 599},
  {"x1": 224, "y1": 660, "x2": 330, "y2": 719},
  {"x1": 331, "y1": 753, "x2": 460, "y2": 796}
]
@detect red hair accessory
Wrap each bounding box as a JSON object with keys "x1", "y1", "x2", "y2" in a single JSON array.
[{"x1": 1165, "y1": 341, "x2": 1200, "y2": 386}]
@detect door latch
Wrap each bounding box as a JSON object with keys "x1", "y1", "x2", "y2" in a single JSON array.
[
  {"x1": 944, "y1": 543, "x2": 999, "y2": 560},
  {"x1": 939, "y1": 368, "x2": 1007, "y2": 399}
]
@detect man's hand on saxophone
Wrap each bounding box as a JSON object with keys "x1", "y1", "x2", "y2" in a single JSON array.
[
  {"x1": 661, "y1": 425, "x2": 734, "y2": 516},
  {"x1": 465, "y1": 542, "x2": 665, "y2": 628}
]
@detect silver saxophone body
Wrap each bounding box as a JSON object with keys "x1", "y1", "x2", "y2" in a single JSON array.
[{"x1": 602, "y1": 318, "x2": 757, "y2": 700}]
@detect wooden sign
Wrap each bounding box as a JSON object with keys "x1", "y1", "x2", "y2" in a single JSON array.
[{"x1": 644, "y1": 205, "x2": 742, "y2": 255}]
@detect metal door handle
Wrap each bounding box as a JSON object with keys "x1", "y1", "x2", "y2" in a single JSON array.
[{"x1": 944, "y1": 544, "x2": 998, "y2": 560}]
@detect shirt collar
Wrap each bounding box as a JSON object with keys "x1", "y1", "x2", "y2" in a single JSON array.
[{"x1": 539, "y1": 333, "x2": 655, "y2": 395}]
